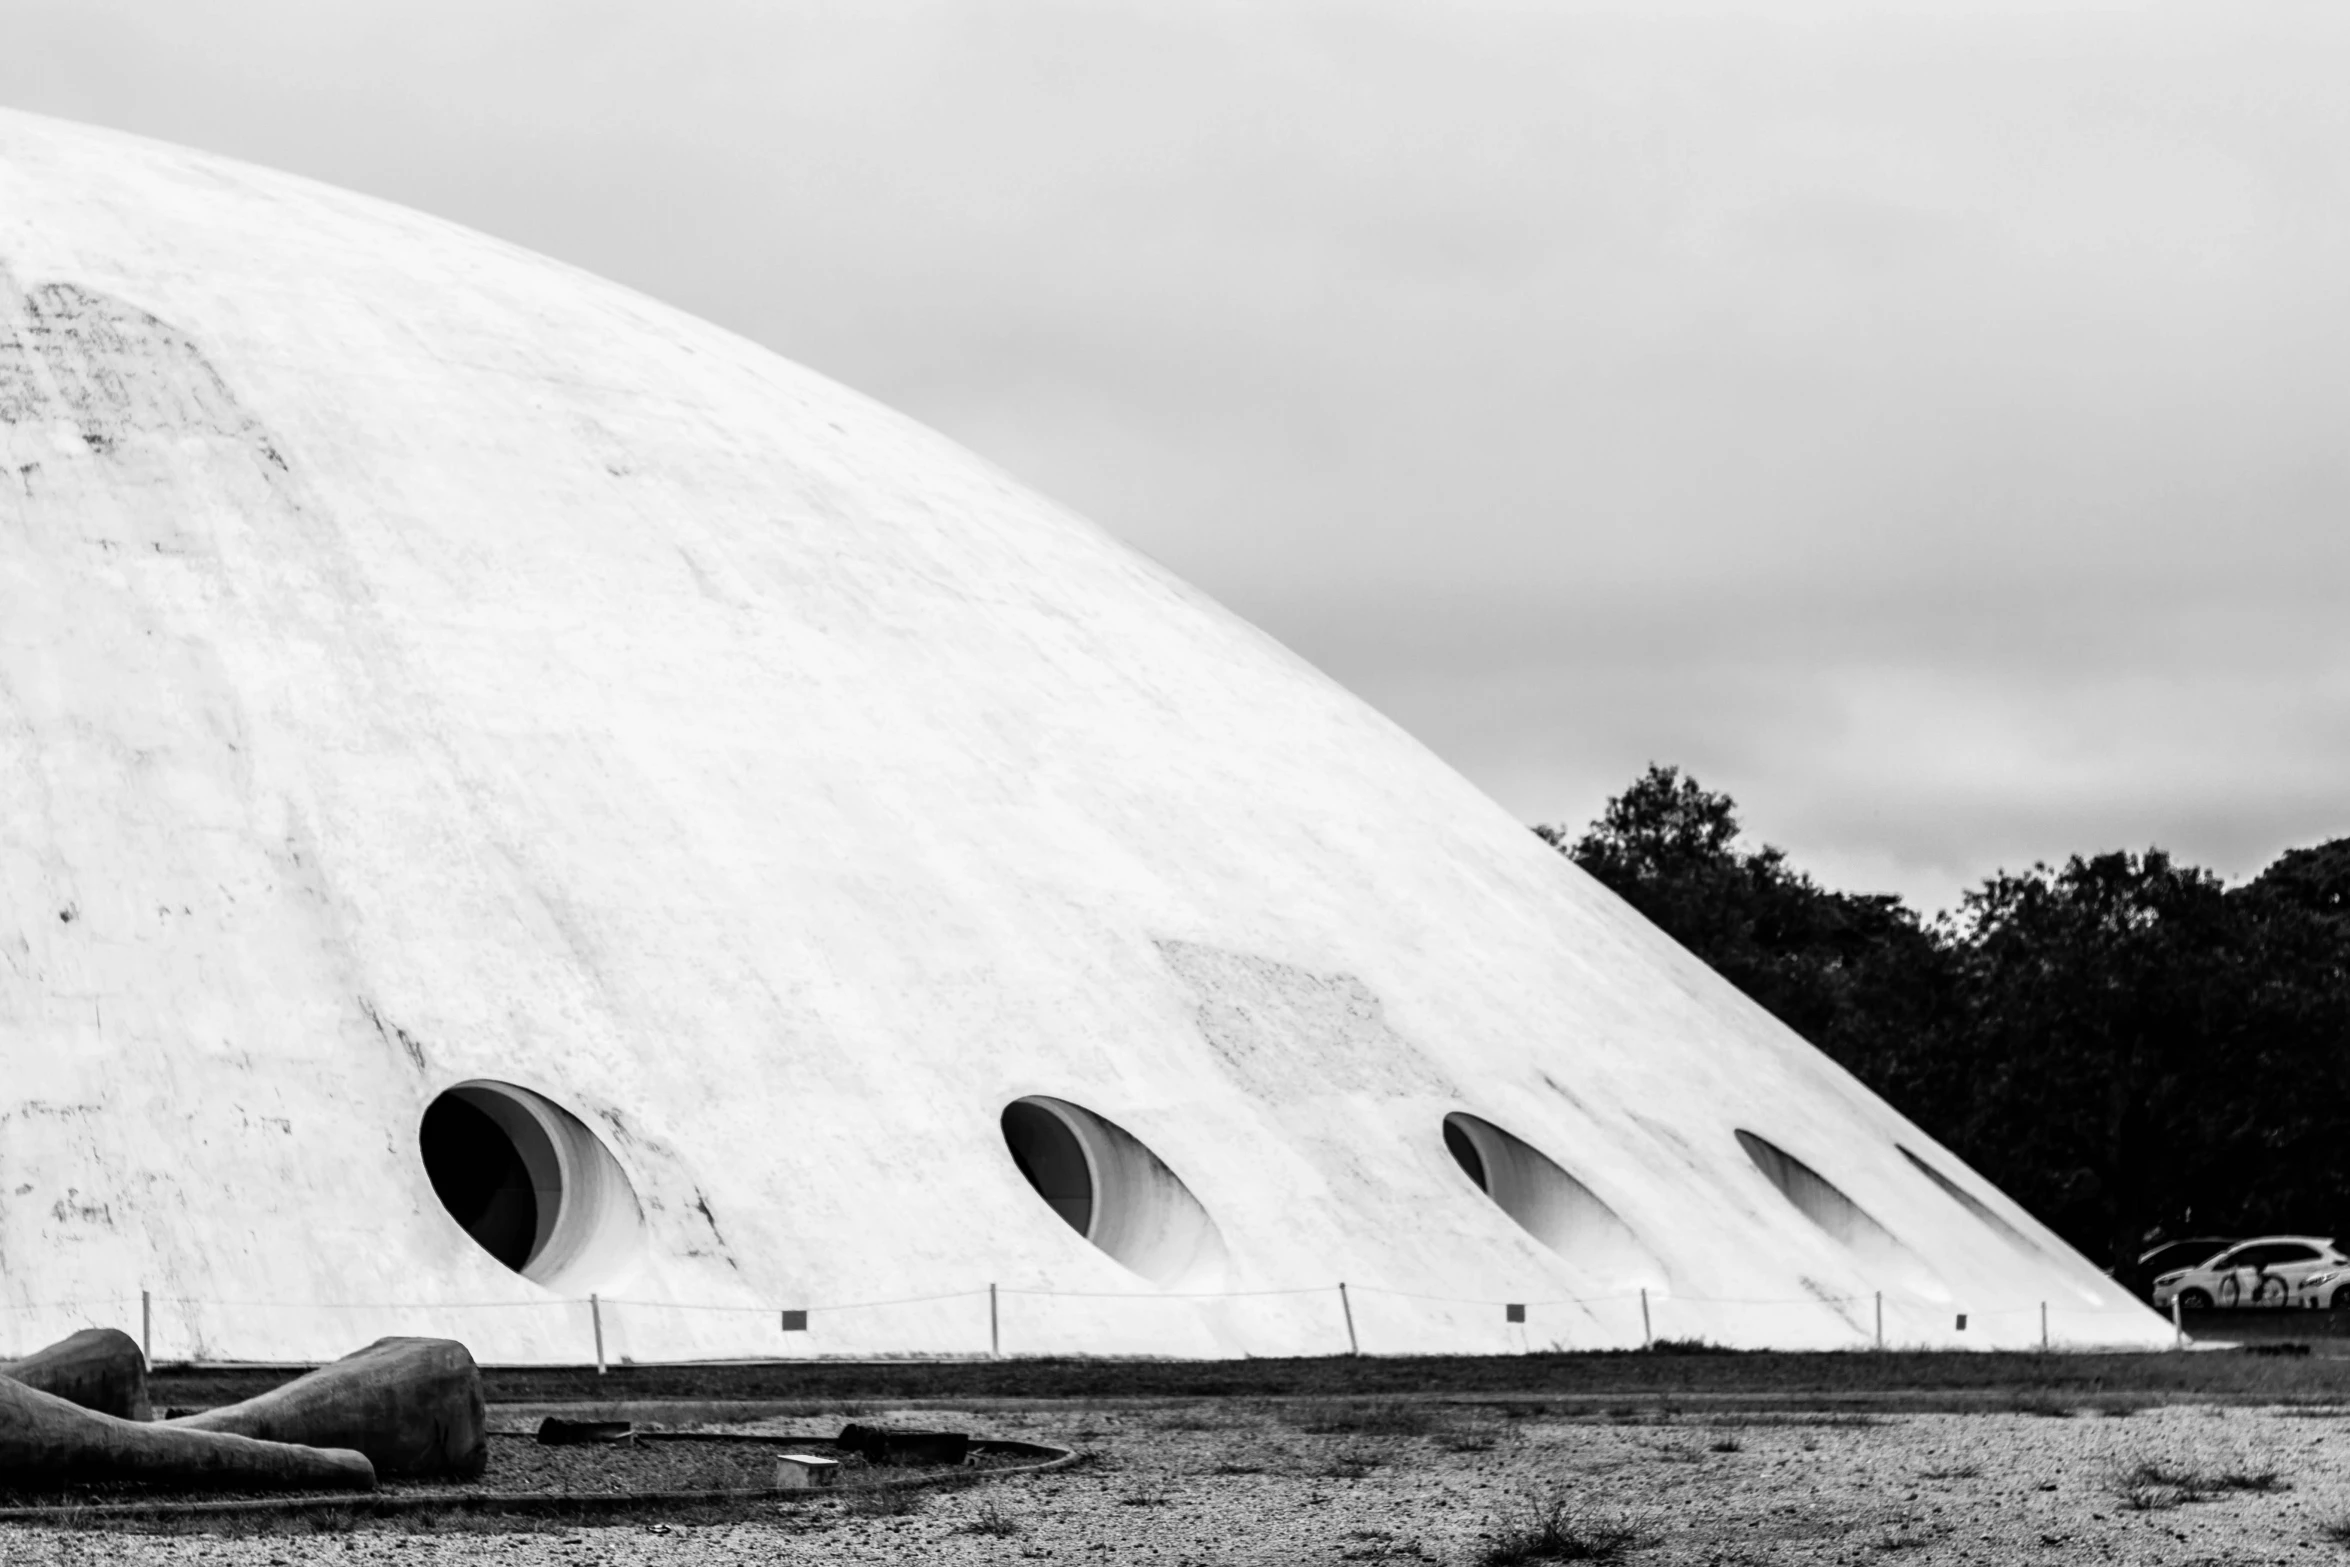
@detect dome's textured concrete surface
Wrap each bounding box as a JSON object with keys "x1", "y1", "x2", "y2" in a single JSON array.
[{"x1": 0, "y1": 109, "x2": 2167, "y2": 1360}]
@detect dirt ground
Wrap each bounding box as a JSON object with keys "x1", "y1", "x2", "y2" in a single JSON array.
[{"x1": 11, "y1": 1394, "x2": 2350, "y2": 1565}]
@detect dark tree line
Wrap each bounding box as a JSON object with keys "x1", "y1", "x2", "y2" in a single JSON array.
[{"x1": 1541, "y1": 766, "x2": 2350, "y2": 1286}]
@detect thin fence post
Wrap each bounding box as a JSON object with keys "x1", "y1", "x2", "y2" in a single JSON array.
[
  {"x1": 141, "y1": 1288, "x2": 151, "y2": 1366},
  {"x1": 2172, "y1": 1296, "x2": 2184, "y2": 1350},
  {"x1": 590, "y1": 1293, "x2": 607, "y2": 1375},
  {"x1": 1874, "y1": 1291, "x2": 1883, "y2": 1351},
  {"x1": 989, "y1": 1283, "x2": 1000, "y2": 1360},
  {"x1": 1337, "y1": 1282, "x2": 1359, "y2": 1356},
  {"x1": 2040, "y1": 1301, "x2": 2049, "y2": 1352},
  {"x1": 1639, "y1": 1287, "x2": 1652, "y2": 1349}
]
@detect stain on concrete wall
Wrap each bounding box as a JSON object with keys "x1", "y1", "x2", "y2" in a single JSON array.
[
  {"x1": 1154, "y1": 939, "x2": 1456, "y2": 1101},
  {"x1": 3, "y1": 269, "x2": 284, "y2": 468}
]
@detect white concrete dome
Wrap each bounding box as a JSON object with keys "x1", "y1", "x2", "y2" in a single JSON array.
[{"x1": 0, "y1": 109, "x2": 2165, "y2": 1360}]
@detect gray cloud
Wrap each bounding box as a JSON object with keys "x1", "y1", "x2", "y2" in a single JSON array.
[{"x1": 5, "y1": 0, "x2": 2345, "y2": 910}]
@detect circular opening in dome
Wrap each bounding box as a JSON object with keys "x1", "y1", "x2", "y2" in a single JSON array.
[
  {"x1": 419, "y1": 1081, "x2": 644, "y2": 1290},
  {"x1": 1441, "y1": 1112, "x2": 1664, "y2": 1288},
  {"x1": 1736, "y1": 1129, "x2": 1947, "y2": 1300},
  {"x1": 999, "y1": 1096, "x2": 1228, "y2": 1289}
]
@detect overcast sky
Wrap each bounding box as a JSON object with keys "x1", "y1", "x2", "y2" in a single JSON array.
[{"x1": 5, "y1": 1, "x2": 2344, "y2": 911}]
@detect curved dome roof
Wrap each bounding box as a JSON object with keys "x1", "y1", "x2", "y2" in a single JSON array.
[{"x1": 0, "y1": 109, "x2": 2160, "y2": 1359}]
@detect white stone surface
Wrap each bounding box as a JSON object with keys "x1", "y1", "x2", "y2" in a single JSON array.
[{"x1": 0, "y1": 108, "x2": 2169, "y2": 1361}]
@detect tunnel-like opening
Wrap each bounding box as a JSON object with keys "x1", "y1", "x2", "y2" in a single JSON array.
[
  {"x1": 1442, "y1": 1119, "x2": 1488, "y2": 1191},
  {"x1": 999, "y1": 1096, "x2": 1227, "y2": 1288},
  {"x1": 419, "y1": 1081, "x2": 643, "y2": 1289},
  {"x1": 1737, "y1": 1129, "x2": 1948, "y2": 1300},
  {"x1": 1442, "y1": 1111, "x2": 1665, "y2": 1288},
  {"x1": 420, "y1": 1092, "x2": 540, "y2": 1272},
  {"x1": 1002, "y1": 1098, "x2": 1094, "y2": 1235}
]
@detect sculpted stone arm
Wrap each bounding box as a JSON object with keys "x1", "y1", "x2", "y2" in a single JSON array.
[{"x1": 172, "y1": 1337, "x2": 487, "y2": 1479}]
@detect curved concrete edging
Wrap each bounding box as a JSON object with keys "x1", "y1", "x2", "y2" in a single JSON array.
[{"x1": 0, "y1": 1437, "x2": 1079, "y2": 1525}]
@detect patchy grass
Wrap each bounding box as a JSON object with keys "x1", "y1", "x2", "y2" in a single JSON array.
[
  {"x1": 2112, "y1": 1460, "x2": 2199, "y2": 1511},
  {"x1": 1673, "y1": 1412, "x2": 1889, "y2": 1430},
  {"x1": 1480, "y1": 1495, "x2": 1650, "y2": 1565},
  {"x1": 2108, "y1": 1459, "x2": 2283, "y2": 1511},
  {"x1": 1143, "y1": 1402, "x2": 1255, "y2": 1432},
  {"x1": 145, "y1": 1319, "x2": 2350, "y2": 1410},
  {"x1": 1286, "y1": 1401, "x2": 1440, "y2": 1438},
  {"x1": 1918, "y1": 1463, "x2": 1983, "y2": 1481},
  {"x1": 955, "y1": 1498, "x2": 1024, "y2": 1537},
  {"x1": 1707, "y1": 1434, "x2": 1743, "y2": 1453},
  {"x1": 1318, "y1": 1445, "x2": 1389, "y2": 1480}
]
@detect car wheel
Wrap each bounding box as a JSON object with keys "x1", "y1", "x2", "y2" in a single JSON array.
[
  {"x1": 2255, "y1": 1275, "x2": 2291, "y2": 1307},
  {"x1": 2218, "y1": 1275, "x2": 2242, "y2": 1308},
  {"x1": 2332, "y1": 1288, "x2": 2350, "y2": 1312},
  {"x1": 2178, "y1": 1288, "x2": 2213, "y2": 1311}
]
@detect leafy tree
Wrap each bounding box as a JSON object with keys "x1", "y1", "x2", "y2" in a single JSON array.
[{"x1": 1936, "y1": 852, "x2": 2350, "y2": 1278}]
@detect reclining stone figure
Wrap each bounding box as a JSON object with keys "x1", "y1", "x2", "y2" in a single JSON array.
[{"x1": 0, "y1": 1329, "x2": 484, "y2": 1490}]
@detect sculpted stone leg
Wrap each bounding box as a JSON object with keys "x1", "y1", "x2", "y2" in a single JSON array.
[
  {"x1": 0, "y1": 1328, "x2": 150, "y2": 1421},
  {"x1": 0, "y1": 1374, "x2": 373, "y2": 1489},
  {"x1": 173, "y1": 1337, "x2": 487, "y2": 1479}
]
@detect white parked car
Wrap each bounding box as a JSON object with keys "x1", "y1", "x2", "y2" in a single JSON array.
[{"x1": 2150, "y1": 1235, "x2": 2350, "y2": 1310}]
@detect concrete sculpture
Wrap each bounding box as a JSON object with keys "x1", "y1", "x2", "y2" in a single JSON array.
[
  {"x1": 0, "y1": 106, "x2": 2172, "y2": 1357},
  {"x1": 0, "y1": 1374, "x2": 372, "y2": 1490},
  {"x1": 0, "y1": 1328, "x2": 150, "y2": 1421},
  {"x1": 173, "y1": 1337, "x2": 487, "y2": 1479}
]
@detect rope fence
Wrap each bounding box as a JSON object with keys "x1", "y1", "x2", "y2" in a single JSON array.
[{"x1": 0, "y1": 1282, "x2": 2189, "y2": 1367}]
